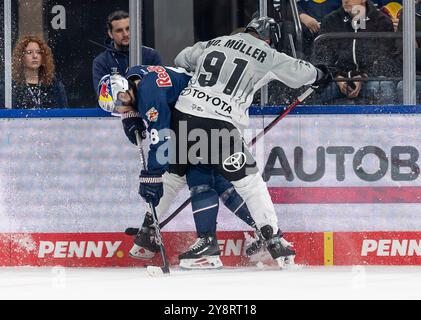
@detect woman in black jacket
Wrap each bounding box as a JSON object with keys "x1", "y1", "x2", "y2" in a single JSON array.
[{"x1": 5, "y1": 35, "x2": 68, "y2": 109}]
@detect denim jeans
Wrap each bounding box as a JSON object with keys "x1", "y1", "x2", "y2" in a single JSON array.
[
  {"x1": 396, "y1": 80, "x2": 421, "y2": 104},
  {"x1": 312, "y1": 79, "x2": 397, "y2": 105}
]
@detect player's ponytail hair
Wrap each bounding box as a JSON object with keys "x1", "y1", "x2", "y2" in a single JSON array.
[{"x1": 128, "y1": 78, "x2": 139, "y2": 93}]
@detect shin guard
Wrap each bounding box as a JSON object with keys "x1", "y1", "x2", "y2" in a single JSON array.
[
  {"x1": 191, "y1": 185, "x2": 219, "y2": 236},
  {"x1": 220, "y1": 187, "x2": 256, "y2": 228}
]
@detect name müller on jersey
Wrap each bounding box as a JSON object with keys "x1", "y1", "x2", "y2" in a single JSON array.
[{"x1": 174, "y1": 32, "x2": 318, "y2": 130}]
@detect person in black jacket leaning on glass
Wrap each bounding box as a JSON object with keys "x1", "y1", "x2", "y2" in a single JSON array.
[{"x1": 92, "y1": 10, "x2": 162, "y2": 95}]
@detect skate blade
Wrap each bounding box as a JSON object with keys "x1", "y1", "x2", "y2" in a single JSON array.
[
  {"x1": 146, "y1": 266, "x2": 170, "y2": 277},
  {"x1": 284, "y1": 255, "x2": 303, "y2": 270},
  {"x1": 245, "y1": 243, "x2": 265, "y2": 257},
  {"x1": 244, "y1": 232, "x2": 265, "y2": 257},
  {"x1": 285, "y1": 255, "x2": 295, "y2": 265},
  {"x1": 276, "y1": 257, "x2": 286, "y2": 269},
  {"x1": 179, "y1": 256, "x2": 223, "y2": 270},
  {"x1": 129, "y1": 244, "x2": 156, "y2": 260},
  {"x1": 125, "y1": 227, "x2": 139, "y2": 236},
  {"x1": 276, "y1": 255, "x2": 297, "y2": 270}
]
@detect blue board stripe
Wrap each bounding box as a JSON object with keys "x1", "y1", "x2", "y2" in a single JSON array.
[{"x1": 0, "y1": 105, "x2": 420, "y2": 119}]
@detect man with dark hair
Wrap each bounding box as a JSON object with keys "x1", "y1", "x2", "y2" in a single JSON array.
[
  {"x1": 92, "y1": 10, "x2": 162, "y2": 94},
  {"x1": 313, "y1": 0, "x2": 399, "y2": 105}
]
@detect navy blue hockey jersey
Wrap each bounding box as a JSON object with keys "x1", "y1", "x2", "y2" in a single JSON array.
[{"x1": 125, "y1": 66, "x2": 191, "y2": 173}]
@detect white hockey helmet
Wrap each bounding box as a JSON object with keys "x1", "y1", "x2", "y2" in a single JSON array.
[{"x1": 98, "y1": 71, "x2": 129, "y2": 113}]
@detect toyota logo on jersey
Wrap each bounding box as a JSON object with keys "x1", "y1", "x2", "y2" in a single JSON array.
[{"x1": 223, "y1": 152, "x2": 247, "y2": 173}]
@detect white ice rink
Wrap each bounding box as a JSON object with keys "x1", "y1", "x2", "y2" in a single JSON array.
[{"x1": 1, "y1": 266, "x2": 421, "y2": 300}]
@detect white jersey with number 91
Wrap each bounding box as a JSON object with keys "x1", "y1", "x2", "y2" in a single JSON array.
[{"x1": 174, "y1": 32, "x2": 318, "y2": 130}]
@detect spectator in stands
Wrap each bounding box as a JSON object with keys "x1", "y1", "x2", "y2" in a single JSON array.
[
  {"x1": 298, "y1": 0, "x2": 342, "y2": 57},
  {"x1": 92, "y1": 10, "x2": 162, "y2": 94},
  {"x1": 2, "y1": 36, "x2": 68, "y2": 109},
  {"x1": 379, "y1": 1, "x2": 402, "y2": 31},
  {"x1": 372, "y1": 0, "x2": 402, "y2": 9},
  {"x1": 396, "y1": 0, "x2": 421, "y2": 102},
  {"x1": 312, "y1": 0, "x2": 399, "y2": 105}
]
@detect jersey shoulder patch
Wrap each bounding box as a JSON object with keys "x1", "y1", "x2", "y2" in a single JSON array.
[{"x1": 146, "y1": 107, "x2": 159, "y2": 122}]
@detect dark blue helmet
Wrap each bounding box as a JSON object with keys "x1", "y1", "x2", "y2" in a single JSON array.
[
  {"x1": 126, "y1": 66, "x2": 150, "y2": 82},
  {"x1": 245, "y1": 16, "x2": 281, "y2": 48}
]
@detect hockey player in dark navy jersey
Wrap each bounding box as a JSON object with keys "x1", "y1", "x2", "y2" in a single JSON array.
[{"x1": 98, "y1": 65, "x2": 260, "y2": 269}]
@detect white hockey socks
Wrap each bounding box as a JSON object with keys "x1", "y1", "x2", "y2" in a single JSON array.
[{"x1": 231, "y1": 173, "x2": 279, "y2": 233}]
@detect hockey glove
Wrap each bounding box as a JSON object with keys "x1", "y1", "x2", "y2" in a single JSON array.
[
  {"x1": 122, "y1": 112, "x2": 147, "y2": 145},
  {"x1": 139, "y1": 170, "x2": 164, "y2": 207},
  {"x1": 311, "y1": 65, "x2": 334, "y2": 92}
]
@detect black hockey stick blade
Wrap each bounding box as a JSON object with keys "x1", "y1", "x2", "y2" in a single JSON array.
[{"x1": 125, "y1": 227, "x2": 139, "y2": 236}]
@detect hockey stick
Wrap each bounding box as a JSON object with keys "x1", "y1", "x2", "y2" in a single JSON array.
[
  {"x1": 249, "y1": 87, "x2": 314, "y2": 145},
  {"x1": 125, "y1": 86, "x2": 315, "y2": 237},
  {"x1": 134, "y1": 131, "x2": 170, "y2": 276}
]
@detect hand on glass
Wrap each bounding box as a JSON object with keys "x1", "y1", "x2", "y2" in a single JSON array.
[{"x1": 300, "y1": 14, "x2": 321, "y2": 34}]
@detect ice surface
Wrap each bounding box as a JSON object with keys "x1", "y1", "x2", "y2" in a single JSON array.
[{"x1": 1, "y1": 266, "x2": 421, "y2": 300}]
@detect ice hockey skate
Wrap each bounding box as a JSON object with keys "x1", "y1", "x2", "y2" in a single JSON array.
[
  {"x1": 245, "y1": 229, "x2": 265, "y2": 256},
  {"x1": 129, "y1": 214, "x2": 160, "y2": 260},
  {"x1": 260, "y1": 226, "x2": 296, "y2": 269},
  {"x1": 179, "y1": 234, "x2": 223, "y2": 270}
]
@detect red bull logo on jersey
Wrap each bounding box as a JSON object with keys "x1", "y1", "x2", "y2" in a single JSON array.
[
  {"x1": 98, "y1": 78, "x2": 113, "y2": 103},
  {"x1": 147, "y1": 66, "x2": 173, "y2": 87},
  {"x1": 146, "y1": 107, "x2": 159, "y2": 122}
]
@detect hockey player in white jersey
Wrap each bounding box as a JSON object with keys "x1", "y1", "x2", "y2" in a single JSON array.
[{"x1": 172, "y1": 16, "x2": 331, "y2": 267}]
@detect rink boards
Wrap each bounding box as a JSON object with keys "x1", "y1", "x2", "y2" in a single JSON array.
[
  {"x1": 1, "y1": 231, "x2": 421, "y2": 267},
  {"x1": 0, "y1": 108, "x2": 420, "y2": 266}
]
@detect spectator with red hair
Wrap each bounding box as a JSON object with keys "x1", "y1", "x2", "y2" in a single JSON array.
[{"x1": 1, "y1": 35, "x2": 68, "y2": 109}]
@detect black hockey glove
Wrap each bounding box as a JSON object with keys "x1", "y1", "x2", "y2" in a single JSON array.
[
  {"x1": 311, "y1": 65, "x2": 334, "y2": 92},
  {"x1": 122, "y1": 112, "x2": 147, "y2": 145},
  {"x1": 139, "y1": 170, "x2": 164, "y2": 207}
]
